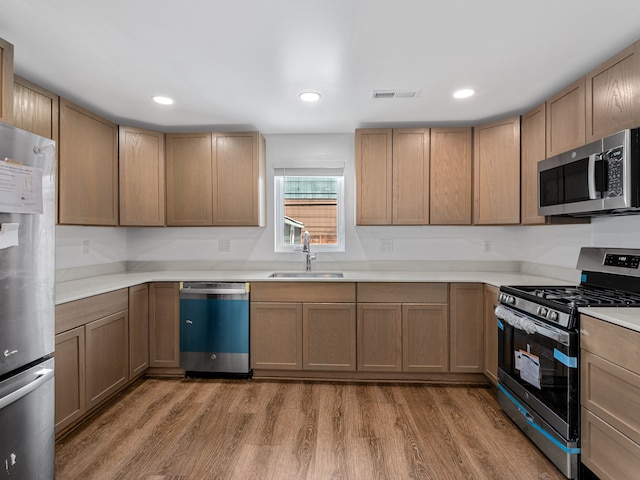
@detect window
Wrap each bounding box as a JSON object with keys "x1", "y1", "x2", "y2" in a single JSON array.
[{"x1": 274, "y1": 166, "x2": 345, "y2": 253}]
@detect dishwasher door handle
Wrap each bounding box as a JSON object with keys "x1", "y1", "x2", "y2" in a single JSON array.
[{"x1": 182, "y1": 287, "x2": 247, "y2": 295}]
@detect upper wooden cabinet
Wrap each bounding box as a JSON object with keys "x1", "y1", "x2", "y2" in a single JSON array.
[
  {"x1": 0, "y1": 37, "x2": 14, "y2": 124},
  {"x1": 520, "y1": 103, "x2": 546, "y2": 225},
  {"x1": 586, "y1": 39, "x2": 640, "y2": 142},
  {"x1": 13, "y1": 76, "x2": 59, "y2": 141},
  {"x1": 356, "y1": 128, "x2": 430, "y2": 225},
  {"x1": 59, "y1": 98, "x2": 118, "y2": 225},
  {"x1": 546, "y1": 77, "x2": 586, "y2": 157},
  {"x1": 392, "y1": 128, "x2": 430, "y2": 224},
  {"x1": 355, "y1": 128, "x2": 393, "y2": 225},
  {"x1": 430, "y1": 127, "x2": 473, "y2": 225},
  {"x1": 473, "y1": 116, "x2": 521, "y2": 224},
  {"x1": 119, "y1": 126, "x2": 165, "y2": 226},
  {"x1": 166, "y1": 131, "x2": 266, "y2": 226}
]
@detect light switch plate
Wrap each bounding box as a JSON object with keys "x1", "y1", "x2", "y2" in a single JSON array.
[{"x1": 219, "y1": 239, "x2": 231, "y2": 253}]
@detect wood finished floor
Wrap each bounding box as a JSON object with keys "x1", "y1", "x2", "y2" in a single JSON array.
[{"x1": 55, "y1": 378, "x2": 565, "y2": 480}]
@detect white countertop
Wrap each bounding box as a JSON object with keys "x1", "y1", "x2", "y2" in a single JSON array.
[{"x1": 55, "y1": 268, "x2": 640, "y2": 332}]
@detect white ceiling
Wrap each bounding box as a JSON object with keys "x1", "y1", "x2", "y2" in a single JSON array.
[{"x1": 1, "y1": 0, "x2": 640, "y2": 134}]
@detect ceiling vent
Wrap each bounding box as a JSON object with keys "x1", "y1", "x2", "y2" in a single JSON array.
[{"x1": 371, "y1": 89, "x2": 422, "y2": 99}]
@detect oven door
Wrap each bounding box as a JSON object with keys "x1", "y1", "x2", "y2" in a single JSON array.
[{"x1": 496, "y1": 305, "x2": 579, "y2": 440}]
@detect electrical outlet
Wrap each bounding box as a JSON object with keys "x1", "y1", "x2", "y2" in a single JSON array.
[
  {"x1": 380, "y1": 239, "x2": 393, "y2": 253},
  {"x1": 483, "y1": 240, "x2": 492, "y2": 253},
  {"x1": 219, "y1": 239, "x2": 231, "y2": 253},
  {"x1": 82, "y1": 240, "x2": 90, "y2": 254}
]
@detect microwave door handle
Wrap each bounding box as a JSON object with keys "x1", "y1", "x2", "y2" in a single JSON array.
[{"x1": 588, "y1": 153, "x2": 599, "y2": 199}]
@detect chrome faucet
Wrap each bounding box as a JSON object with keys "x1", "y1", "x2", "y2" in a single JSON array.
[{"x1": 302, "y1": 231, "x2": 316, "y2": 271}]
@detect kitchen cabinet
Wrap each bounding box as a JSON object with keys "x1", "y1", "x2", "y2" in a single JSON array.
[
  {"x1": 546, "y1": 77, "x2": 586, "y2": 157},
  {"x1": 449, "y1": 283, "x2": 484, "y2": 373},
  {"x1": 586, "y1": 39, "x2": 640, "y2": 143},
  {"x1": 355, "y1": 128, "x2": 430, "y2": 225},
  {"x1": 483, "y1": 284, "x2": 499, "y2": 385},
  {"x1": 0, "y1": 37, "x2": 14, "y2": 124},
  {"x1": 59, "y1": 98, "x2": 118, "y2": 225},
  {"x1": 430, "y1": 127, "x2": 473, "y2": 225},
  {"x1": 149, "y1": 282, "x2": 181, "y2": 369},
  {"x1": 250, "y1": 282, "x2": 356, "y2": 372},
  {"x1": 54, "y1": 326, "x2": 85, "y2": 434},
  {"x1": 129, "y1": 284, "x2": 149, "y2": 378},
  {"x1": 357, "y1": 283, "x2": 449, "y2": 372},
  {"x1": 13, "y1": 76, "x2": 59, "y2": 142},
  {"x1": 119, "y1": 126, "x2": 166, "y2": 226},
  {"x1": 165, "y1": 131, "x2": 266, "y2": 226},
  {"x1": 54, "y1": 288, "x2": 129, "y2": 436},
  {"x1": 355, "y1": 128, "x2": 392, "y2": 224},
  {"x1": 85, "y1": 310, "x2": 129, "y2": 410},
  {"x1": 580, "y1": 314, "x2": 640, "y2": 480},
  {"x1": 520, "y1": 103, "x2": 547, "y2": 225},
  {"x1": 473, "y1": 116, "x2": 521, "y2": 224}
]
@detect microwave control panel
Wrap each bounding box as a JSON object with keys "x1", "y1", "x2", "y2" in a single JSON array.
[{"x1": 603, "y1": 145, "x2": 625, "y2": 198}]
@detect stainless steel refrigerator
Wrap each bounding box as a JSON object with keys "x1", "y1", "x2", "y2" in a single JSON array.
[{"x1": 0, "y1": 122, "x2": 56, "y2": 478}]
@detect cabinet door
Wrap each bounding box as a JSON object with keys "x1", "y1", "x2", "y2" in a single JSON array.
[
  {"x1": 393, "y1": 128, "x2": 430, "y2": 225},
  {"x1": 129, "y1": 284, "x2": 149, "y2": 378},
  {"x1": 85, "y1": 310, "x2": 129, "y2": 410},
  {"x1": 357, "y1": 303, "x2": 402, "y2": 372},
  {"x1": 250, "y1": 302, "x2": 302, "y2": 370},
  {"x1": 59, "y1": 98, "x2": 118, "y2": 225},
  {"x1": 0, "y1": 37, "x2": 14, "y2": 124},
  {"x1": 54, "y1": 326, "x2": 85, "y2": 435},
  {"x1": 165, "y1": 133, "x2": 213, "y2": 225},
  {"x1": 149, "y1": 282, "x2": 180, "y2": 368},
  {"x1": 520, "y1": 103, "x2": 547, "y2": 225},
  {"x1": 449, "y1": 283, "x2": 484, "y2": 373},
  {"x1": 586, "y1": 40, "x2": 640, "y2": 142},
  {"x1": 355, "y1": 129, "x2": 393, "y2": 225},
  {"x1": 212, "y1": 132, "x2": 265, "y2": 226},
  {"x1": 430, "y1": 127, "x2": 472, "y2": 225},
  {"x1": 402, "y1": 303, "x2": 448, "y2": 372},
  {"x1": 13, "y1": 76, "x2": 59, "y2": 141},
  {"x1": 546, "y1": 77, "x2": 586, "y2": 157},
  {"x1": 303, "y1": 303, "x2": 356, "y2": 371},
  {"x1": 483, "y1": 285, "x2": 499, "y2": 385},
  {"x1": 473, "y1": 116, "x2": 520, "y2": 224},
  {"x1": 119, "y1": 126, "x2": 166, "y2": 226}
]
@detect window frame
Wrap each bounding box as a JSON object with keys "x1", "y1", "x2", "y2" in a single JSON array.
[{"x1": 274, "y1": 169, "x2": 345, "y2": 253}]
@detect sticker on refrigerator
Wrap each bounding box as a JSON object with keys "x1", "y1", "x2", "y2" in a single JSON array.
[
  {"x1": 0, "y1": 223, "x2": 19, "y2": 249},
  {"x1": 0, "y1": 159, "x2": 44, "y2": 214},
  {"x1": 515, "y1": 349, "x2": 541, "y2": 389}
]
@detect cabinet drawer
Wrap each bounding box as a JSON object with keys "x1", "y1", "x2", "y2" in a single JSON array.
[
  {"x1": 250, "y1": 282, "x2": 356, "y2": 303},
  {"x1": 582, "y1": 408, "x2": 640, "y2": 480},
  {"x1": 581, "y1": 315, "x2": 640, "y2": 375},
  {"x1": 582, "y1": 350, "x2": 640, "y2": 445},
  {"x1": 357, "y1": 283, "x2": 447, "y2": 303},
  {"x1": 56, "y1": 289, "x2": 129, "y2": 334}
]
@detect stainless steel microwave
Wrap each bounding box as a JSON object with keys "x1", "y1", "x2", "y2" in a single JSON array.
[{"x1": 538, "y1": 128, "x2": 640, "y2": 216}]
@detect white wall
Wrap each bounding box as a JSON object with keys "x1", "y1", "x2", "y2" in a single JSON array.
[{"x1": 55, "y1": 134, "x2": 640, "y2": 271}]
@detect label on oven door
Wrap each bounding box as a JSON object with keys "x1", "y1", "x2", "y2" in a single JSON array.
[{"x1": 515, "y1": 350, "x2": 541, "y2": 389}]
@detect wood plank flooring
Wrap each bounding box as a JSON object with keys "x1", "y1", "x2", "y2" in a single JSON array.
[{"x1": 55, "y1": 378, "x2": 565, "y2": 480}]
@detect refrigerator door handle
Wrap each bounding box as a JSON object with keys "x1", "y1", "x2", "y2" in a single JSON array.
[{"x1": 0, "y1": 367, "x2": 54, "y2": 410}]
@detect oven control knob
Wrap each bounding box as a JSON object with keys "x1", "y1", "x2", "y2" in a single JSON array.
[
  {"x1": 537, "y1": 306, "x2": 548, "y2": 316},
  {"x1": 508, "y1": 296, "x2": 516, "y2": 305},
  {"x1": 548, "y1": 311, "x2": 559, "y2": 321}
]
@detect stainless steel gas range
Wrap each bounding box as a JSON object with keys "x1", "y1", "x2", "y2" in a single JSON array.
[{"x1": 495, "y1": 247, "x2": 640, "y2": 479}]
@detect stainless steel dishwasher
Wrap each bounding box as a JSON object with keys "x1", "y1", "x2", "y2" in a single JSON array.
[{"x1": 179, "y1": 282, "x2": 251, "y2": 377}]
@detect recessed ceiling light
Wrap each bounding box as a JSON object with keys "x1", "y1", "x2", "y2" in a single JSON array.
[
  {"x1": 152, "y1": 95, "x2": 174, "y2": 105},
  {"x1": 453, "y1": 89, "x2": 475, "y2": 99},
  {"x1": 299, "y1": 91, "x2": 321, "y2": 102}
]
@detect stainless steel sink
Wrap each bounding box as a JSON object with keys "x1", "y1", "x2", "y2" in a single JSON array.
[{"x1": 268, "y1": 272, "x2": 344, "y2": 278}]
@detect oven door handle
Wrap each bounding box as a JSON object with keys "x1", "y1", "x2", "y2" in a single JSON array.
[{"x1": 495, "y1": 305, "x2": 570, "y2": 346}]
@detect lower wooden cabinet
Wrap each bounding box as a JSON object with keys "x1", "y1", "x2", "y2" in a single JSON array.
[
  {"x1": 483, "y1": 284, "x2": 499, "y2": 385},
  {"x1": 54, "y1": 326, "x2": 85, "y2": 433},
  {"x1": 403, "y1": 303, "x2": 449, "y2": 372},
  {"x1": 581, "y1": 314, "x2": 640, "y2": 480},
  {"x1": 85, "y1": 310, "x2": 129, "y2": 410},
  {"x1": 149, "y1": 282, "x2": 180, "y2": 368},
  {"x1": 357, "y1": 303, "x2": 402, "y2": 371},
  {"x1": 449, "y1": 283, "x2": 484, "y2": 373},
  {"x1": 129, "y1": 284, "x2": 149, "y2": 378},
  {"x1": 303, "y1": 303, "x2": 356, "y2": 371},
  {"x1": 250, "y1": 302, "x2": 303, "y2": 370}
]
